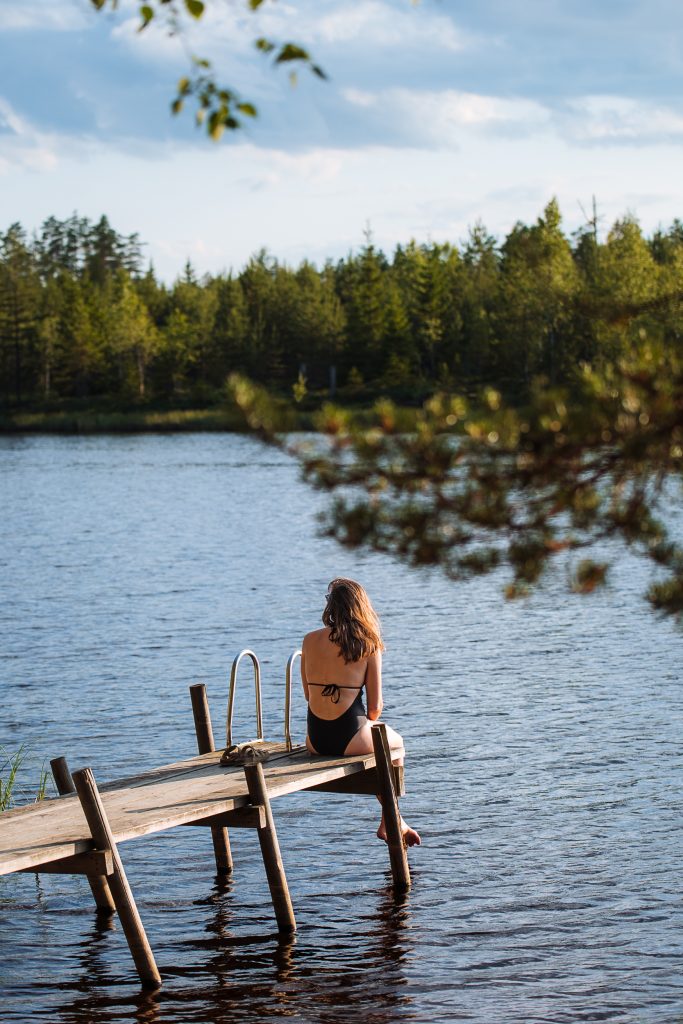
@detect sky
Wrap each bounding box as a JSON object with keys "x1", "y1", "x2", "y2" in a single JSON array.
[{"x1": 1, "y1": 0, "x2": 682, "y2": 281}]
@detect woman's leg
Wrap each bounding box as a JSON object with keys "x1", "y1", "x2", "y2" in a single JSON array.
[
  {"x1": 343, "y1": 720, "x2": 404, "y2": 758},
  {"x1": 344, "y1": 722, "x2": 420, "y2": 847}
]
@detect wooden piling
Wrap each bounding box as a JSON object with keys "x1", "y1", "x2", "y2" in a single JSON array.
[
  {"x1": 72, "y1": 767, "x2": 161, "y2": 990},
  {"x1": 371, "y1": 724, "x2": 411, "y2": 892},
  {"x1": 189, "y1": 683, "x2": 233, "y2": 875},
  {"x1": 50, "y1": 757, "x2": 116, "y2": 914},
  {"x1": 243, "y1": 761, "x2": 296, "y2": 933}
]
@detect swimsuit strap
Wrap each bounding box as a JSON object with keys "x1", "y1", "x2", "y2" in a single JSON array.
[{"x1": 307, "y1": 682, "x2": 363, "y2": 704}]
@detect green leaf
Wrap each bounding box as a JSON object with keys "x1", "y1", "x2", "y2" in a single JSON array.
[
  {"x1": 138, "y1": 4, "x2": 154, "y2": 30},
  {"x1": 249, "y1": 0, "x2": 266, "y2": 8},
  {"x1": 184, "y1": 0, "x2": 205, "y2": 18},
  {"x1": 171, "y1": 98, "x2": 184, "y2": 115},
  {"x1": 208, "y1": 112, "x2": 224, "y2": 140},
  {"x1": 255, "y1": 37, "x2": 275, "y2": 54},
  {"x1": 275, "y1": 43, "x2": 310, "y2": 65},
  {"x1": 311, "y1": 64, "x2": 328, "y2": 80},
  {"x1": 177, "y1": 76, "x2": 191, "y2": 95},
  {"x1": 237, "y1": 102, "x2": 257, "y2": 118}
]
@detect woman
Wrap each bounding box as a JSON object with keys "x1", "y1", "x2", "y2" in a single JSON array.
[{"x1": 302, "y1": 578, "x2": 421, "y2": 847}]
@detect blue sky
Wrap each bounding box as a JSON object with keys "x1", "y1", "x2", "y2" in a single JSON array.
[{"x1": 1, "y1": 0, "x2": 682, "y2": 280}]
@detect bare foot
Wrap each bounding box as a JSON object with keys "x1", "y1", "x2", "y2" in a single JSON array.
[
  {"x1": 402, "y1": 825, "x2": 421, "y2": 847},
  {"x1": 377, "y1": 818, "x2": 421, "y2": 847}
]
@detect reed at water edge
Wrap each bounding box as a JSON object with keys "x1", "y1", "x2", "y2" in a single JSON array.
[{"x1": 0, "y1": 746, "x2": 52, "y2": 810}]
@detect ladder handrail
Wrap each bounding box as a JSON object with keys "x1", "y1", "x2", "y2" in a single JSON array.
[
  {"x1": 226, "y1": 649, "x2": 263, "y2": 748},
  {"x1": 284, "y1": 649, "x2": 302, "y2": 752}
]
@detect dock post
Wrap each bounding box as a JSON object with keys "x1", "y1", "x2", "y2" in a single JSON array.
[
  {"x1": 72, "y1": 767, "x2": 162, "y2": 990},
  {"x1": 50, "y1": 757, "x2": 115, "y2": 914},
  {"x1": 190, "y1": 684, "x2": 234, "y2": 875},
  {"x1": 243, "y1": 761, "x2": 296, "y2": 933},
  {"x1": 371, "y1": 724, "x2": 411, "y2": 892}
]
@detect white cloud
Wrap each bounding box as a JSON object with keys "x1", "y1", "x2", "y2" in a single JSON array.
[
  {"x1": 342, "y1": 86, "x2": 550, "y2": 147},
  {"x1": 107, "y1": 0, "x2": 471, "y2": 81},
  {"x1": 0, "y1": 0, "x2": 86, "y2": 32},
  {"x1": 267, "y1": 145, "x2": 345, "y2": 183},
  {"x1": 340, "y1": 86, "x2": 683, "y2": 151},
  {"x1": 0, "y1": 97, "x2": 92, "y2": 174},
  {"x1": 562, "y1": 95, "x2": 683, "y2": 145},
  {"x1": 109, "y1": 9, "x2": 186, "y2": 65},
  {"x1": 109, "y1": 0, "x2": 289, "y2": 65},
  {"x1": 310, "y1": 0, "x2": 467, "y2": 52}
]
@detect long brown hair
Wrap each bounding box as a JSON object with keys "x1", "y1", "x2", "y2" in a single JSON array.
[{"x1": 322, "y1": 578, "x2": 385, "y2": 664}]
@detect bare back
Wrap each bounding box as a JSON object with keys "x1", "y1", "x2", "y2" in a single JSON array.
[{"x1": 301, "y1": 627, "x2": 382, "y2": 721}]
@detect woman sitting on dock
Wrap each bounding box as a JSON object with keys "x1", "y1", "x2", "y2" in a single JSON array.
[{"x1": 302, "y1": 578, "x2": 421, "y2": 847}]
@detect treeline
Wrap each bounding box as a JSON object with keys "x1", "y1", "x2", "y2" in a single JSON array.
[{"x1": 1, "y1": 201, "x2": 682, "y2": 408}]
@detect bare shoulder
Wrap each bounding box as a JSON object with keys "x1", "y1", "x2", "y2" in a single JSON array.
[
  {"x1": 302, "y1": 627, "x2": 329, "y2": 648},
  {"x1": 366, "y1": 648, "x2": 382, "y2": 670}
]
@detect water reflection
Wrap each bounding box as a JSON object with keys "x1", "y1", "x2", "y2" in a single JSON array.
[
  {"x1": 2, "y1": 434, "x2": 680, "y2": 1023},
  {"x1": 51, "y1": 873, "x2": 418, "y2": 1024}
]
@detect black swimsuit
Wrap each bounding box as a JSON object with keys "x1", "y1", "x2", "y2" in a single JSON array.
[{"x1": 306, "y1": 683, "x2": 368, "y2": 755}]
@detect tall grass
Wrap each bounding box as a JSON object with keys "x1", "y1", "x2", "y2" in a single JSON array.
[
  {"x1": 0, "y1": 745, "x2": 25, "y2": 811},
  {"x1": 0, "y1": 747, "x2": 53, "y2": 810}
]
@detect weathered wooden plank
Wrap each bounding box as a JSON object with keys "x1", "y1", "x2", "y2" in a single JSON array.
[
  {"x1": 190, "y1": 683, "x2": 233, "y2": 874},
  {"x1": 180, "y1": 806, "x2": 267, "y2": 830},
  {"x1": 308, "y1": 764, "x2": 405, "y2": 797},
  {"x1": 244, "y1": 761, "x2": 296, "y2": 933},
  {"x1": 372, "y1": 724, "x2": 410, "y2": 892},
  {"x1": 51, "y1": 755, "x2": 116, "y2": 913},
  {"x1": 73, "y1": 767, "x2": 161, "y2": 990},
  {"x1": 17, "y1": 849, "x2": 113, "y2": 877},
  {"x1": 0, "y1": 746, "x2": 378, "y2": 876}
]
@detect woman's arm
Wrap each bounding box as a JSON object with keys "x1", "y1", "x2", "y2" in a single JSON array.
[
  {"x1": 300, "y1": 642, "x2": 310, "y2": 702},
  {"x1": 365, "y1": 650, "x2": 383, "y2": 721}
]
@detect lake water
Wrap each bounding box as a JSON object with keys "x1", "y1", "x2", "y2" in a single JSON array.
[{"x1": 0, "y1": 433, "x2": 681, "y2": 1024}]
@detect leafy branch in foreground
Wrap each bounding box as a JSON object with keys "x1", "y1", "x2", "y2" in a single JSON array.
[
  {"x1": 229, "y1": 346, "x2": 683, "y2": 618},
  {"x1": 91, "y1": 0, "x2": 326, "y2": 139}
]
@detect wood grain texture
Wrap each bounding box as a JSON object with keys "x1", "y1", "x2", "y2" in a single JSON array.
[
  {"x1": 0, "y1": 744, "x2": 377, "y2": 875},
  {"x1": 50, "y1": 755, "x2": 116, "y2": 912},
  {"x1": 73, "y1": 767, "x2": 161, "y2": 990},
  {"x1": 190, "y1": 682, "x2": 234, "y2": 874},
  {"x1": 371, "y1": 724, "x2": 411, "y2": 892}
]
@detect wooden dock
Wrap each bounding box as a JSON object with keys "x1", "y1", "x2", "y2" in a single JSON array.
[{"x1": 0, "y1": 682, "x2": 412, "y2": 990}]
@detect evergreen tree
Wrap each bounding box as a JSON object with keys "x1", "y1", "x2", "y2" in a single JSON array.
[
  {"x1": 108, "y1": 274, "x2": 159, "y2": 397},
  {"x1": 0, "y1": 224, "x2": 41, "y2": 404},
  {"x1": 460, "y1": 222, "x2": 500, "y2": 385},
  {"x1": 498, "y1": 199, "x2": 579, "y2": 389}
]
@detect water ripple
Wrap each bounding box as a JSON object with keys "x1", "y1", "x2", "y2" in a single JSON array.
[{"x1": 0, "y1": 434, "x2": 681, "y2": 1023}]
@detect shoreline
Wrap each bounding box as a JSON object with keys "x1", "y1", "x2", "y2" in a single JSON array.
[
  {"x1": 0, "y1": 397, "x2": 431, "y2": 435},
  {"x1": 0, "y1": 407, "x2": 258, "y2": 435}
]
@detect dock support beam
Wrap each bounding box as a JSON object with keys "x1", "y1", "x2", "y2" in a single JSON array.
[
  {"x1": 73, "y1": 767, "x2": 162, "y2": 990},
  {"x1": 190, "y1": 683, "x2": 233, "y2": 875},
  {"x1": 244, "y1": 761, "x2": 296, "y2": 933},
  {"x1": 371, "y1": 724, "x2": 411, "y2": 892},
  {"x1": 50, "y1": 757, "x2": 116, "y2": 914}
]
